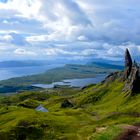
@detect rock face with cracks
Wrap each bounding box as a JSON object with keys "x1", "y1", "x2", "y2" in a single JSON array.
[
  {"x1": 123, "y1": 49, "x2": 140, "y2": 95},
  {"x1": 104, "y1": 48, "x2": 140, "y2": 95},
  {"x1": 124, "y1": 48, "x2": 133, "y2": 79}
]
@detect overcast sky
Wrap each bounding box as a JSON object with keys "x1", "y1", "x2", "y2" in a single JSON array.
[{"x1": 0, "y1": 0, "x2": 140, "y2": 61}]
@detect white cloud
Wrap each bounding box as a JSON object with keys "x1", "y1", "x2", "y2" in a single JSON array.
[
  {"x1": 2, "y1": 19, "x2": 19, "y2": 25},
  {"x1": 26, "y1": 34, "x2": 60, "y2": 42},
  {"x1": 26, "y1": 25, "x2": 82, "y2": 42},
  {"x1": 14, "y1": 48, "x2": 37, "y2": 56},
  {"x1": 0, "y1": 30, "x2": 18, "y2": 34},
  {"x1": 3, "y1": 34, "x2": 13, "y2": 41},
  {"x1": 0, "y1": 0, "x2": 41, "y2": 18},
  {"x1": 77, "y1": 35, "x2": 88, "y2": 41},
  {"x1": 0, "y1": 34, "x2": 13, "y2": 42},
  {"x1": 2, "y1": 20, "x2": 9, "y2": 24},
  {"x1": 44, "y1": 47, "x2": 95, "y2": 57},
  {"x1": 0, "y1": 0, "x2": 140, "y2": 61}
]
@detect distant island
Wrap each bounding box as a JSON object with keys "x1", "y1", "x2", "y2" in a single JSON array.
[{"x1": 0, "y1": 62, "x2": 123, "y2": 93}]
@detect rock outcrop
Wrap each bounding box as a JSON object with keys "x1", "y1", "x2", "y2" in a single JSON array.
[
  {"x1": 104, "y1": 48, "x2": 140, "y2": 95},
  {"x1": 124, "y1": 48, "x2": 133, "y2": 80},
  {"x1": 102, "y1": 71, "x2": 122, "y2": 84},
  {"x1": 61, "y1": 99, "x2": 73, "y2": 108},
  {"x1": 122, "y1": 49, "x2": 140, "y2": 95}
]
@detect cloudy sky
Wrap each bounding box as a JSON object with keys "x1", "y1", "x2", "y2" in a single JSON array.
[{"x1": 0, "y1": 0, "x2": 140, "y2": 62}]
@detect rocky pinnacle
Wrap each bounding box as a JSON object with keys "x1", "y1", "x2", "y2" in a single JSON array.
[
  {"x1": 124, "y1": 48, "x2": 133, "y2": 78},
  {"x1": 125, "y1": 48, "x2": 132, "y2": 68},
  {"x1": 123, "y1": 48, "x2": 140, "y2": 94}
]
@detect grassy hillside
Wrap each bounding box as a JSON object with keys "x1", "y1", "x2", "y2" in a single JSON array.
[{"x1": 0, "y1": 78, "x2": 140, "y2": 140}]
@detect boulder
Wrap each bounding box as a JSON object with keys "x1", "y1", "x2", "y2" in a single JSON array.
[{"x1": 61, "y1": 99, "x2": 73, "y2": 108}]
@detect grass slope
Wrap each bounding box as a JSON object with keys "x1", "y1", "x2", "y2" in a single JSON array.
[{"x1": 0, "y1": 79, "x2": 140, "y2": 139}]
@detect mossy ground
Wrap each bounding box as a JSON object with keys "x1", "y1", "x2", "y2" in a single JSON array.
[{"x1": 0, "y1": 80, "x2": 140, "y2": 140}]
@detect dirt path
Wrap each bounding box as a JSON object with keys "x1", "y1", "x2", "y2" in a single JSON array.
[{"x1": 115, "y1": 125, "x2": 140, "y2": 140}]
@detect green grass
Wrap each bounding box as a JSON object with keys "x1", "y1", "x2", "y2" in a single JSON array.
[
  {"x1": 0, "y1": 78, "x2": 140, "y2": 139},
  {"x1": 90, "y1": 125, "x2": 122, "y2": 140}
]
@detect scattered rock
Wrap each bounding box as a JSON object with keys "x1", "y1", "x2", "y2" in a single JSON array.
[
  {"x1": 115, "y1": 125, "x2": 140, "y2": 140},
  {"x1": 102, "y1": 71, "x2": 123, "y2": 84},
  {"x1": 61, "y1": 99, "x2": 73, "y2": 108},
  {"x1": 95, "y1": 127, "x2": 107, "y2": 133}
]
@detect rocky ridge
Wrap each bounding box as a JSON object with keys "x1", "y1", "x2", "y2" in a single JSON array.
[{"x1": 104, "y1": 48, "x2": 140, "y2": 95}]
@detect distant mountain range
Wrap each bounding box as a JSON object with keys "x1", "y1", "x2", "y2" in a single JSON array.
[
  {"x1": 0, "y1": 60, "x2": 47, "y2": 68},
  {"x1": 0, "y1": 59, "x2": 124, "y2": 69},
  {"x1": 87, "y1": 61, "x2": 124, "y2": 70}
]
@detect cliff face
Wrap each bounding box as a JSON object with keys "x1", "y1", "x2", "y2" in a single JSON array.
[
  {"x1": 104, "y1": 48, "x2": 140, "y2": 95},
  {"x1": 123, "y1": 49, "x2": 140, "y2": 94},
  {"x1": 124, "y1": 48, "x2": 133, "y2": 79}
]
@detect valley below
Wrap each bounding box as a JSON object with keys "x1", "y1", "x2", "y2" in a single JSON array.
[{"x1": 0, "y1": 63, "x2": 120, "y2": 93}]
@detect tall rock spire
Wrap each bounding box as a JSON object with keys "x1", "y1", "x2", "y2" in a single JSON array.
[
  {"x1": 103, "y1": 48, "x2": 140, "y2": 95},
  {"x1": 123, "y1": 48, "x2": 140, "y2": 94},
  {"x1": 125, "y1": 48, "x2": 132, "y2": 69},
  {"x1": 124, "y1": 48, "x2": 132, "y2": 78},
  {"x1": 104, "y1": 48, "x2": 140, "y2": 95}
]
